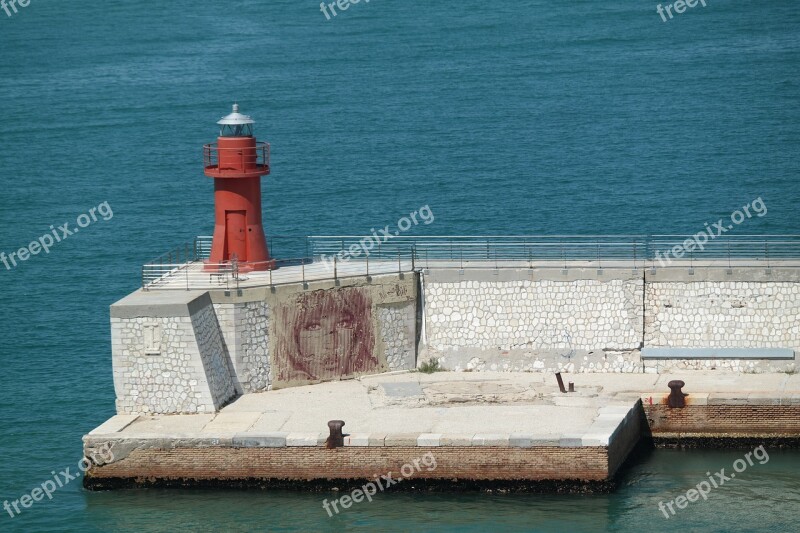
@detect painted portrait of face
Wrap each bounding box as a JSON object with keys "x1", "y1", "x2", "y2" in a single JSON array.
[{"x1": 274, "y1": 288, "x2": 379, "y2": 384}]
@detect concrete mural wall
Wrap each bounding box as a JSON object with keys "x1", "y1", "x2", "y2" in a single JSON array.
[
  {"x1": 110, "y1": 273, "x2": 418, "y2": 414},
  {"x1": 268, "y1": 276, "x2": 417, "y2": 388},
  {"x1": 273, "y1": 287, "x2": 378, "y2": 384}
]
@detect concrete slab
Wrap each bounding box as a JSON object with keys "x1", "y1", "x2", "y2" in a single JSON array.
[
  {"x1": 124, "y1": 414, "x2": 214, "y2": 435},
  {"x1": 380, "y1": 382, "x2": 424, "y2": 398},
  {"x1": 202, "y1": 412, "x2": 261, "y2": 433},
  {"x1": 89, "y1": 415, "x2": 139, "y2": 435}
]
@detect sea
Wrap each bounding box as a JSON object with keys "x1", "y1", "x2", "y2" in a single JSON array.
[{"x1": 1, "y1": 1, "x2": 799, "y2": 531}]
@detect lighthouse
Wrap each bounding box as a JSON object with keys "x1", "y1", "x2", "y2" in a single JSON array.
[{"x1": 203, "y1": 104, "x2": 273, "y2": 271}]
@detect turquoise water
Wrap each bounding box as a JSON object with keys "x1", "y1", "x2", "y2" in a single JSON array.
[{"x1": 1, "y1": 1, "x2": 799, "y2": 531}]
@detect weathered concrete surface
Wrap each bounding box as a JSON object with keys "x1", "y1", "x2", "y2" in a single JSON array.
[{"x1": 83, "y1": 370, "x2": 800, "y2": 490}]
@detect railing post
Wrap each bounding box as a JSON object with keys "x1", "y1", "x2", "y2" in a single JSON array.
[
  {"x1": 398, "y1": 250, "x2": 402, "y2": 273},
  {"x1": 765, "y1": 241, "x2": 770, "y2": 270},
  {"x1": 142, "y1": 267, "x2": 147, "y2": 291},
  {"x1": 728, "y1": 240, "x2": 732, "y2": 270},
  {"x1": 596, "y1": 241, "x2": 601, "y2": 269},
  {"x1": 186, "y1": 265, "x2": 189, "y2": 290},
  {"x1": 334, "y1": 256, "x2": 338, "y2": 281},
  {"x1": 411, "y1": 245, "x2": 416, "y2": 271},
  {"x1": 366, "y1": 253, "x2": 370, "y2": 278}
]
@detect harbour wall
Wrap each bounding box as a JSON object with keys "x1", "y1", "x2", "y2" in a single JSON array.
[
  {"x1": 109, "y1": 266, "x2": 799, "y2": 415},
  {"x1": 422, "y1": 267, "x2": 800, "y2": 374}
]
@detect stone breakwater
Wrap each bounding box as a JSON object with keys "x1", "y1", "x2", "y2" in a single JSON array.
[{"x1": 109, "y1": 265, "x2": 798, "y2": 416}]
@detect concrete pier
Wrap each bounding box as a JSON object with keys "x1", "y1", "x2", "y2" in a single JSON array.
[
  {"x1": 85, "y1": 259, "x2": 800, "y2": 490},
  {"x1": 83, "y1": 370, "x2": 800, "y2": 491}
]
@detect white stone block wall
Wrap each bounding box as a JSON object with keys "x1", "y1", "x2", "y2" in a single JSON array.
[
  {"x1": 645, "y1": 282, "x2": 800, "y2": 350},
  {"x1": 644, "y1": 281, "x2": 800, "y2": 372},
  {"x1": 112, "y1": 315, "x2": 229, "y2": 415},
  {"x1": 237, "y1": 301, "x2": 271, "y2": 392},
  {"x1": 189, "y1": 304, "x2": 237, "y2": 409},
  {"x1": 213, "y1": 302, "x2": 270, "y2": 393},
  {"x1": 424, "y1": 279, "x2": 643, "y2": 352},
  {"x1": 379, "y1": 302, "x2": 416, "y2": 370}
]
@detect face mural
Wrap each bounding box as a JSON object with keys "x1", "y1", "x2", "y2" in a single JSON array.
[{"x1": 274, "y1": 288, "x2": 379, "y2": 383}]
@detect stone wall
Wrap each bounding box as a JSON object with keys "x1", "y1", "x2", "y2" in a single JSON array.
[
  {"x1": 111, "y1": 292, "x2": 236, "y2": 415},
  {"x1": 421, "y1": 269, "x2": 643, "y2": 373},
  {"x1": 214, "y1": 301, "x2": 271, "y2": 394},
  {"x1": 379, "y1": 301, "x2": 417, "y2": 371},
  {"x1": 420, "y1": 267, "x2": 799, "y2": 373},
  {"x1": 645, "y1": 281, "x2": 800, "y2": 349},
  {"x1": 189, "y1": 303, "x2": 237, "y2": 409}
]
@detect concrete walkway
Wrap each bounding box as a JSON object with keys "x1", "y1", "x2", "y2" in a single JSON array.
[{"x1": 89, "y1": 370, "x2": 800, "y2": 445}]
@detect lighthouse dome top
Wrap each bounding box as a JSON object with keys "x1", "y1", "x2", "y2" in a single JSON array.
[{"x1": 217, "y1": 103, "x2": 255, "y2": 137}]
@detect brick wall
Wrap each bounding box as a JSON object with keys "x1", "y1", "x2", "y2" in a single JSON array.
[
  {"x1": 86, "y1": 446, "x2": 610, "y2": 486},
  {"x1": 644, "y1": 405, "x2": 800, "y2": 436}
]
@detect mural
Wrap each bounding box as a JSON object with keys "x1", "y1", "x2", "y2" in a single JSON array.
[{"x1": 274, "y1": 288, "x2": 379, "y2": 383}]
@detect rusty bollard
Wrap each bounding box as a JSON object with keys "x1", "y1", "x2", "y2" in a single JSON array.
[
  {"x1": 326, "y1": 420, "x2": 345, "y2": 449},
  {"x1": 667, "y1": 380, "x2": 687, "y2": 408},
  {"x1": 555, "y1": 372, "x2": 567, "y2": 393}
]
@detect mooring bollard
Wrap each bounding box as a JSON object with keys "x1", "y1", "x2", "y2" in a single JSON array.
[
  {"x1": 555, "y1": 372, "x2": 567, "y2": 393},
  {"x1": 667, "y1": 380, "x2": 686, "y2": 408},
  {"x1": 568, "y1": 382, "x2": 575, "y2": 393},
  {"x1": 326, "y1": 420, "x2": 345, "y2": 449}
]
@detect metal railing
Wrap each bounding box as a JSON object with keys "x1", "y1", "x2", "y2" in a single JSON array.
[
  {"x1": 142, "y1": 251, "x2": 414, "y2": 291},
  {"x1": 309, "y1": 234, "x2": 800, "y2": 269},
  {"x1": 203, "y1": 142, "x2": 270, "y2": 177},
  {"x1": 142, "y1": 235, "x2": 800, "y2": 290}
]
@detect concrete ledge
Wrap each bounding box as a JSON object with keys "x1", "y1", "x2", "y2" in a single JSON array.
[
  {"x1": 641, "y1": 348, "x2": 795, "y2": 360},
  {"x1": 417, "y1": 433, "x2": 442, "y2": 446},
  {"x1": 344, "y1": 433, "x2": 371, "y2": 447},
  {"x1": 384, "y1": 433, "x2": 420, "y2": 447},
  {"x1": 232, "y1": 433, "x2": 288, "y2": 447},
  {"x1": 440, "y1": 434, "x2": 474, "y2": 446},
  {"x1": 110, "y1": 290, "x2": 209, "y2": 318},
  {"x1": 472, "y1": 434, "x2": 510, "y2": 446},
  {"x1": 286, "y1": 433, "x2": 322, "y2": 447}
]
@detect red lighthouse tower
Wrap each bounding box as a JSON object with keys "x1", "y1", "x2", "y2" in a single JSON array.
[{"x1": 203, "y1": 104, "x2": 273, "y2": 271}]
